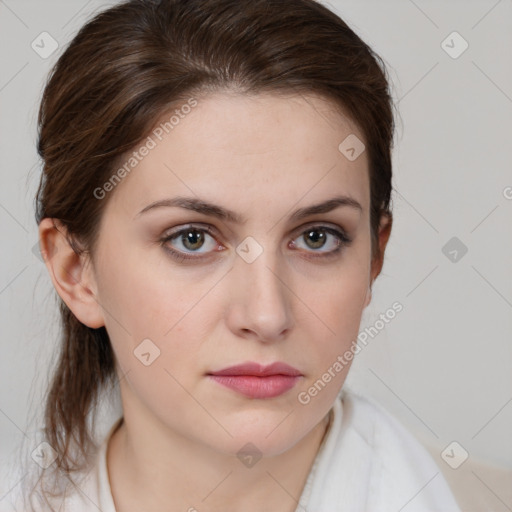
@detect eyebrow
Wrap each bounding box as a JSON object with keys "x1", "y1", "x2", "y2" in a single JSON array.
[{"x1": 135, "y1": 195, "x2": 362, "y2": 223}]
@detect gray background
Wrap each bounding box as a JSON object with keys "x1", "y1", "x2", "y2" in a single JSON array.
[{"x1": 1, "y1": 0, "x2": 511, "y2": 509}]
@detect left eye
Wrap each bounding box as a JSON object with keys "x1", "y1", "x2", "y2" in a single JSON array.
[{"x1": 291, "y1": 227, "x2": 347, "y2": 253}]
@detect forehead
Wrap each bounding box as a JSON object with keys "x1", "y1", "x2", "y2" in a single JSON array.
[
  {"x1": 170, "y1": 90, "x2": 365, "y2": 159},
  {"x1": 104, "y1": 91, "x2": 370, "y2": 220}
]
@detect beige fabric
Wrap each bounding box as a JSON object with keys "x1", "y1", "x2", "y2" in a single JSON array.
[{"x1": 424, "y1": 443, "x2": 512, "y2": 512}]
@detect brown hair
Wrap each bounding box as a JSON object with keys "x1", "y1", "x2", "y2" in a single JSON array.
[{"x1": 29, "y1": 0, "x2": 395, "y2": 506}]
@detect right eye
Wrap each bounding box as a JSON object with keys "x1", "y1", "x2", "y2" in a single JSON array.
[{"x1": 160, "y1": 225, "x2": 225, "y2": 262}]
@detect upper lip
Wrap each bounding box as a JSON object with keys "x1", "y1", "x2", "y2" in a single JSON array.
[{"x1": 208, "y1": 362, "x2": 302, "y2": 377}]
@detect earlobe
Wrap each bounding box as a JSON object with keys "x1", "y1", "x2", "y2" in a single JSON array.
[
  {"x1": 38, "y1": 218, "x2": 105, "y2": 329},
  {"x1": 363, "y1": 285, "x2": 372, "y2": 308}
]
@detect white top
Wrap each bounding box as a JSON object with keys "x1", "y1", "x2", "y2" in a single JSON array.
[{"x1": 4, "y1": 388, "x2": 461, "y2": 511}]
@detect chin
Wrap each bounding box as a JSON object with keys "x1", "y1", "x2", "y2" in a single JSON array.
[{"x1": 215, "y1": 414, "x2": 312, "y2": 457}]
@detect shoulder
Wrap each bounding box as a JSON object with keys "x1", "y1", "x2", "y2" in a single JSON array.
[
  {"x1": 1, "y1": 417, "x2": 122, "y2": 512},
  {"x1": 340, "y1": 387, "x2": 434, "y2": 461},
  {"x1": 1, "y1": 461, "x2": 102, "y2": 512},
  {"x1": 312, "y1": 388, "x2": 462, "y2": 511}
]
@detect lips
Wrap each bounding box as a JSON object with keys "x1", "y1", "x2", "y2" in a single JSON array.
[
  {"x1": 209, "y1": 362, "x2": 302, "y2": 377},
  {"x1": 207, "y1": 362, "x2": 302, "y2": 399}
]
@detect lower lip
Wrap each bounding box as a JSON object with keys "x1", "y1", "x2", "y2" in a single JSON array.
[{"x1": 208, "y1": 375, "x2": 301, "y2": 399}]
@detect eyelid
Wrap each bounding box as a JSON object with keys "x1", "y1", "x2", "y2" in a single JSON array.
[
  {"x1": 162, "y1": 222, "x2": 217, "y2": 238},
  {"x1": 291, "y1": 221, "x2": 350, "y2": 238}
]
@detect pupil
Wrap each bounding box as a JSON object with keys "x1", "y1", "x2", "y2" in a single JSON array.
[
  {"x1": 306, "y1": 229, "x2": 325, "y2": 249},
  {"x1": 183, "y1": 230, "x2": 204, "y2": 250}
]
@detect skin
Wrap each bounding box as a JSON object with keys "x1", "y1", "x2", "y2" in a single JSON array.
[{"x1": 39, "y1": 91, "x2": 391, "y2": 512}]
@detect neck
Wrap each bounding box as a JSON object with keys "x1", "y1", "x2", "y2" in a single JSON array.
[{"x1": 107, "y1": 405, "x2": 332, "y2": 512}]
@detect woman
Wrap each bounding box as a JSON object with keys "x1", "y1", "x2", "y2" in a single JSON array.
[{"x1": 9, "y1": 0, "x2": 461, "y2": 510}]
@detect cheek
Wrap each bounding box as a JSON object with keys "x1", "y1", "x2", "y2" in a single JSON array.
[
  {"x1": 292, "y1": 270, "x2": 369, "y2": 412},
  {"x1": 297, "y1": 253, "x2": 371, "y2": 366},
  {"x1": 95, "y1": 247, "x2": 218, "y2": 378},
  {"x1": 97, "y1": 259, "x2": 211, "y2": 423},
  {"x1": 303, "y1": 245, "x2": 370, "y2": 322},
  {"x1": 96, "y1": 240, "x2": 203, "y2": 333},
  {"x1": 309, "y1": 285, "x2": 367, "y2": 363}
]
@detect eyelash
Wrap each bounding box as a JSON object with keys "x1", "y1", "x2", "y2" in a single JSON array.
[{"x1": 159, "y1": 223, "x2": 352, "y2": 263}]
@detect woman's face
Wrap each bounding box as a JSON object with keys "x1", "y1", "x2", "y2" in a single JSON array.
[{"x1": 90, "y1": 91, "x2": 376, "y2": 456}]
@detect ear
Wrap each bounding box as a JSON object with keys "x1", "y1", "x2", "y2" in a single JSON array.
[
  {"x1": 364, "y1": 213, "x2": 393, "y2": 307},
  {"x1": 38, "y1": 218, "x2": 105, "y2": 328}
]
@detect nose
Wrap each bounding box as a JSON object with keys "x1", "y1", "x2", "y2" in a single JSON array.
[{"x1": 225, "y1": 245, "x2": 294, "y2": 343}]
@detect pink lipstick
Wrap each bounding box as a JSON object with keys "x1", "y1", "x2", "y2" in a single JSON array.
[{"x1": 208, "y1": 362, "x2": 302, "y2": 399}]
